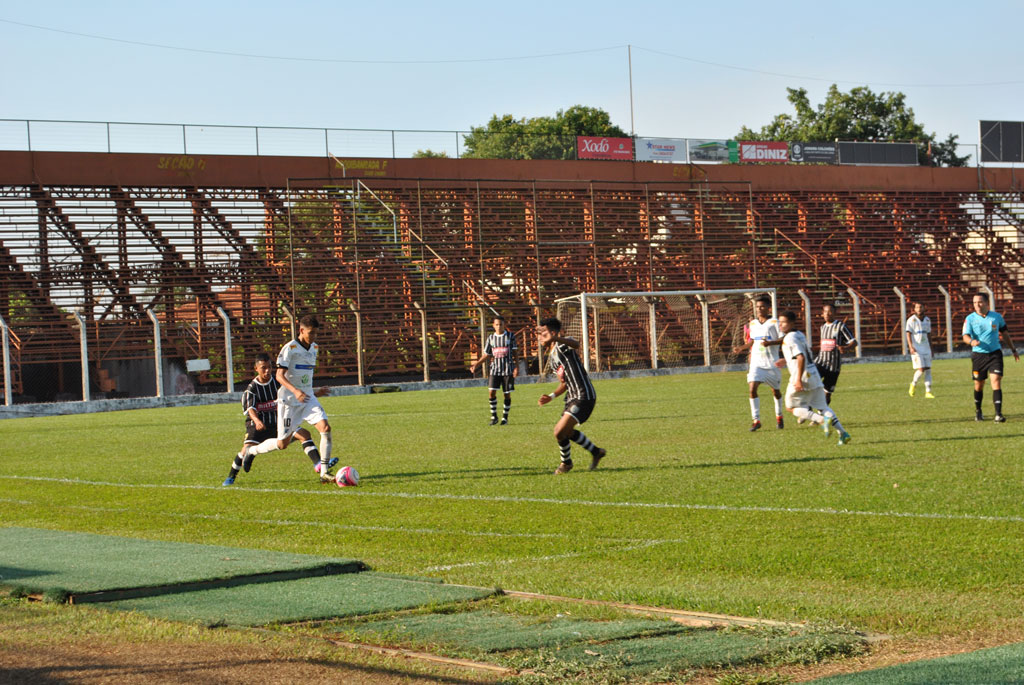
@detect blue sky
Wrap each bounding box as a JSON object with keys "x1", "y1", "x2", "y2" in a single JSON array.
[{"x1": 2, "y1": 0, "x2": 1022, "y2": 157}]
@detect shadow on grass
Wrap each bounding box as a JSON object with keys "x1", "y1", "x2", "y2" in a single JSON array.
[{"x1": 868, "y1": 432, "x2": 1024, "y2": 445}]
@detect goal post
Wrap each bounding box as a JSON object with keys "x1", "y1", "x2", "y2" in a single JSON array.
[{"x1": 554, "y1": 288, "x2": 777, "y2": 373}]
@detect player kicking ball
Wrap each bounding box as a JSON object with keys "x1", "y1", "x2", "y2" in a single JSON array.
[
  {"x1": 537, "y1": 318, "x2": 606, "y2": 474},
  {"x1": 777, "y1": 311, "x2": 852, "y2": 446}
]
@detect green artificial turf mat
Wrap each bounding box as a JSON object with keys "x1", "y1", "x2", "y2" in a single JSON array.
[
  {"x1": 0, "y1": 527, "x2": 361, "y2": 599},
  {"x1": 809, "y1": 641, "x2": 1024, "y2": 684},
  {"x1": 100, "y1": 573, "x2": 497, "y2": 626},
  {"x1": 336, "y1": 609, "x2": 688, "y2": 652}
]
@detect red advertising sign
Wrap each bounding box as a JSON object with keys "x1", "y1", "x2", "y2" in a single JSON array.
[
  {"x1": 577, "y1": 136, "x2": 634, "y2": 160},
  {"x1": 738, "y1": 141, "x2": 789, "y2": 163}
]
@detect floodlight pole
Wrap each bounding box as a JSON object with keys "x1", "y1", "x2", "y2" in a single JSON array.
[
  {"x1": 72, "y1": 311, "x2": 90, "y2": 402},
  {"x1": 0, "y1": 313, "x2": 12, "y2": 406},
  {"x1": 937, "y1": 285, "x2": 953, "y2": 353},
  {"x1": 146, "y1": 309, "x2": 164, "y2": 398},
  {"x1": 893, "y1": 286, "x2": 908, "y2": 355},
  {"x1": 216, "y1": 307, "x2": 234, "y2": 392},
  {"x1": 797, "y1": 289, "x2": 813, "y2": 348},
  {"x1": 846, "y1": 288, "x2": 862, "y2": 358}
]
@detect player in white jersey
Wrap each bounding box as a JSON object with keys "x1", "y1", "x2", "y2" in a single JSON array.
[
  {"x1": 777, "y1": 311, "x2": 851, "y2": 446},
  {"x1": 237, "y1": 315, "x2": 335, "y2": 482},
  {"x1": 733, "y1": 295, "x2": 784, "y2": 431},
  {"x1": 905, "y1": 302, "x2": 934, "y2": 398}
]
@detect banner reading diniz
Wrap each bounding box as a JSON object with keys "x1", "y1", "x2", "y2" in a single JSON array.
[
  {"x1": 738, "y1": 141, "x2": 789, "y2": 163},
  {"x1": 577, "y1": 136, "x2": 634, "y2": 160}
]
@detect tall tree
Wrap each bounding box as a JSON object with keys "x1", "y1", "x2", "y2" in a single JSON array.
[
  {"x1": 461, "y1": 106, "x2": 627, "y2": 160},
  {"x1": 738, "y1": 85, "x2": 970, "y2": 167}
]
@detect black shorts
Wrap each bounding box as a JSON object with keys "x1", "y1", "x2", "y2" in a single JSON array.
[
  {"x1": 245, "y1": 421, "x2": 276, "y2": 445},
  {"x1": 564, "y1": 398, "x2": 596, "y2": 425},
  {"x1": 819, "y1": 368, "x2": 841, "y2": 393},
  {"x1": 488, "y1": 374, "x2": 515, "y2": 393},
  {"x1": 972, "y1": 350, "x2": 1004, "y2": 380}
]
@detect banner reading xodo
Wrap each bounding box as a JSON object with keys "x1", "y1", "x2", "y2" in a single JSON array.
[{"x1": 577, "y1": 136, "x2": 634, "y2": 160}]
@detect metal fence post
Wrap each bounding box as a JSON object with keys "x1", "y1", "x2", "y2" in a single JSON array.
[
  {"x1": 414, "y1": 302, "x2": 429, "y2": 382},
  {"x1": 647, "y1": 298, "x2": 657, "y2": 369},
  {"x1": 982, "y1": 283, "x2": 995, "y2": 310},
  {"x1": 698, "y1": 295, "x2": 711, "y2": 366},
  {"x1": 846, "y1": 288, "x2": 862, "y2": 358},
  {"x1": 72, "y1": 311, "x2": 90, "y2": 402},
  {"x1": 281, "y1": 303, "x2": 296, "y2": 342},
  {"x1": 216, "y1": 307, "x2": 234, "y2": 392},
  {"x1": 350, "y1": 304, "x2": 365, "y2": 386},
  {"x1": 146, "y1": 309, "x2": 164, "y2": 398},
  {"x1": 797, "y1": 289, "x2": 813, "y2": 347},
  {"x1": 937, "y1": 285, "x2": 953, "y2": 353},
  {"x1": 893, "y1": 286, "x2": 908, "y2": 355},
  {"x1": 0, "y1": 313, "x2": 11, "y2": 406},
  {"x1": 580, "y1": 295, "x2": 591, "y2": 372}
]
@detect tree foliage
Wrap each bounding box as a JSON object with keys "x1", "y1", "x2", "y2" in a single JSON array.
[
  {"x1": 738, "y1": 85, "x2": 970, "y2": 167},
  {"x1": 461, "y1": 105, "x2": 627, "y2": 160}
]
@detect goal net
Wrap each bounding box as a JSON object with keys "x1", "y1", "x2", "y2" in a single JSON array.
[{"x1": 554, "y1": 289, "x2": 777, "y2": 372}]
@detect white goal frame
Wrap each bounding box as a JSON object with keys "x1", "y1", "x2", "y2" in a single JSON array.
[{"x1": 554, "y1": 288, "x2": 777, "y2": 373}]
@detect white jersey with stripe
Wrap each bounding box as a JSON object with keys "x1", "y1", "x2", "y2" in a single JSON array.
[
  {"x1": 745, "y1": 317, "x2": 781, "y2": 372},
  {"x1": 782, "y1": 330, "x2": 824, "y2": 389},
  {"x1": 276, "y1": 339, "x2": 318, "y2": 407},
  {"x1": 549, "y1": 340, "x2": 596, "y2": 402},
  {"x1": 906, "y1": 315, "x2": 931, "y2": 353}
]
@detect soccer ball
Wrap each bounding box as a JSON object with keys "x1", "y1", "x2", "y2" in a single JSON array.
[{"x1": 335, "y1": 466, "x2": 359, "y2": 487}]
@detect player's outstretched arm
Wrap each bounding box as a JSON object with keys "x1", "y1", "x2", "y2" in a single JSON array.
[{"x1": 538, "y1": 381, "x2": 566, "y2": 406}]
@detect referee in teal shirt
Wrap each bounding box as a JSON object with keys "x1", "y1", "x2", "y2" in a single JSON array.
[{"x1": 962, "y1": 292, "x2": 1019, "y2": 422}]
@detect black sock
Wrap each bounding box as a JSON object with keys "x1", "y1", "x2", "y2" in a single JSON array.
[
  {"x1": 994, "y1": 389, "x2": 1003, "y2": 416},
  {"x1": 975, "y1": 390, "x2": 984, "y2": 411},
  {"x1": 302, "y1": 439, "x2": 320, "y2": 465},
  {"x1": 570, "y1": 429, "x2": 598, "y2": 455},
  {"x1": 558, "y1": 439, "x2": 571, "y2": 462},
  {"x1": 503, "y1": 401, "x2": 511, "y2": 419},
  {"x1": 489, "y1": 398, "x2": 498, "y2": 419},
  {"x1": 228, "y1": 467, "x2": 239, "y2": 478}
]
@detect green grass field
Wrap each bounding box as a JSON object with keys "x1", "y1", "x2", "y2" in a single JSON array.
[{"x1": 3, "y1": 358, "x2": 1024, "y2": 680}]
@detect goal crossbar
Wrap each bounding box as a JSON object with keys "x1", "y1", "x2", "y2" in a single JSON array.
[{"x1": 554, "y1": 288, "x2": 777, "y2": 372}]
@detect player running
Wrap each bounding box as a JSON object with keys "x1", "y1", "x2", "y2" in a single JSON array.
[
  {"x1": 906, "y1": 302, "x2": 935, "y2": 398},
  {"x1": 537, "y1": 317, "x2": 606, "y2": 475},
  {"x1": 815, "y1": 303, "x2": 857, "y2": 405},
  {"x1": 470, "y1": 315, "x2": 518, "y2": 425},
  {"x1": 778, "y1": 311, "x2": 852, "y2": 446},
  {"x1": 222, "y1": 352, "x2": 333, "y2": 486},
  {"x1": 733, "y1": 294, "x2": 784, "y2": 431},
  {"x1": 962, "y1": 292, "x2": 1019, "y2": 422}
]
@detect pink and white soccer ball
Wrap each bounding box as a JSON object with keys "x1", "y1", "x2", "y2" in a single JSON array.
[{"x1": 335, "y1": 465, "x2": 360, "y2": 487}]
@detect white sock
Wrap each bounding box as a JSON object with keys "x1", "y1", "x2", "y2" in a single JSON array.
[
  {"x1": 252, "y1": 437, "x2": 279, "y2": 455},
  {"x1": 924, "y1": 370, "x2": 932, "y2": 391},
  {"x1": 912, "y1": 369, "x2": 923, "y2": 386},
  {"x1": 749, "y1": 397, "x2": 760, "y2": 421},
  {"x1": 793, "y1": 408, "x2": 824, "y2": 425},
  {"x1": 773, "y1": 396, "x2": 783, "y2": 417},
  {"x1": 822, "y1": 408, "x2": 845, "y2": 433},
  {"x1": 320, "y1": 432, "x2": 332, "y2": 468}
]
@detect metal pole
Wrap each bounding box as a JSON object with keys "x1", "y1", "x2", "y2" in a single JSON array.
[
  {"x1": 477, "y1": 307, "x2": 487, "y2": 377},
  {"x1": 216, "y1": 306, "x2": 234, "y2": 392},
  {"x1": 392, "y1": 130, "x2": 396, "y2": 158},
  {"x1": 893, "y1": 286, "x2": 908, "y2": 355},
  {"x1": 627, "y1": 44, "x2": 635, "y2": 137},
  {"x1": 146, "y1": 309, "x2": 164, "y2": 398},
  {"x1": 72, "y1": 311, "x2": 90, "y2": 402},
  {"x1": 350, "y1": 304, "x2": 365, "y2": 386},
  {"x1": 591, "y1": 307, "x2": 600, "y2": 372},
  {"x1": 648, "y1": 299, "x2": 657, "y2": 369},
  {"x1": 846, "y1": 287, "x2": 862, "y2": 358},
  {"x1": 937, "y1": 285, "x2": 953, "y2": 354},
  {"x1": 414, "y1": 302, "x2": 429, "y2": 382},
  {"x1": 699, "y1": 296, "x2": 711, "y2": 366},
  {"x1": 281, "y1": 303, "x2": 296, "y2": 341},
  {"x1": 182, "y1": 125, "x2": 187, "y2": 154},
  {"x1": 106, "y1": 122, "x2": 111, "y2": 153},
  {"x1": 255, "y1": 127, "x2": 260, "y2": 156},
  {"x1": 982, "y1": 283, "x2": 995, "y2": 310},
  {"x1": 0, "y1": 313, "x2": 12, "y2": 406},
  {"x1": 580, "y1": 294, "x2": 591, "y2": 372},
  {"x1": 797, "y1": 289, "x2": 813, "y2": 348}
]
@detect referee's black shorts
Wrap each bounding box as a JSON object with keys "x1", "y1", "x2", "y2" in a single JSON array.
[{"x1": 972, "y1": 350, "x2": 1004, "y2": 380}]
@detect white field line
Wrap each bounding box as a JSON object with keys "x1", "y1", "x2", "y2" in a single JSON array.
[
  {"x1": 3, "y1": 474, "x2": 1024, "y2": 525},
  {"x1": 422, "y1": 539, "x2": 673, "y2": 572}
]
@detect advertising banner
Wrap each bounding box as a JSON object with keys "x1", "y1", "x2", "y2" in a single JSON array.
[
  {"x1": 636, "y1": 137, "x2": 688, "y2": 162},
  {"x1": 790, "y1": 141, "x2": 837, "y2": 164},
  {"x1": 687, "y1": 139, "x2": 732, "y2": 163},
  {"x1": 577, "y1": 136, "x2": 634, "y2": 160},
  {"x1": 738, "y1": 141, "x2": 789, "y2": 163}
]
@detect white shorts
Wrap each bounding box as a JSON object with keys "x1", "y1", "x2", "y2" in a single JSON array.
[
  {"x1": 747, "y1": 366, "x2": 781, "y2": 389},
  {"x1": 785, "y1": 383, "x2": 829, "y2": 412},
  {"x1": 911, "y1": 351, "x2": 932, "y2": 369},
  {"x1": 277, "y1": 396, "x2": 328, "y2": 439}
]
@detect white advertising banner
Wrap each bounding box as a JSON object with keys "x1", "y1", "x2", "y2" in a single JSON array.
[{"x1": 636, "y1": 137, "x2": 688, "y2": 162}]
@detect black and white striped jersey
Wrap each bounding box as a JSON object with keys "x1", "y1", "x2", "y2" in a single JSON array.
[
  {"x1": 815, "y1": 320, "x2": 855, "y2": 372},
  {"x1": 241, "y1": 377, "x2": 279, "y2": 427},
  {"x1": 549, "y1": 340, "x2": 596, "y2": 402},
  {"x1": 484, "y1": 330, "x2": 517, "y2": 376}
]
